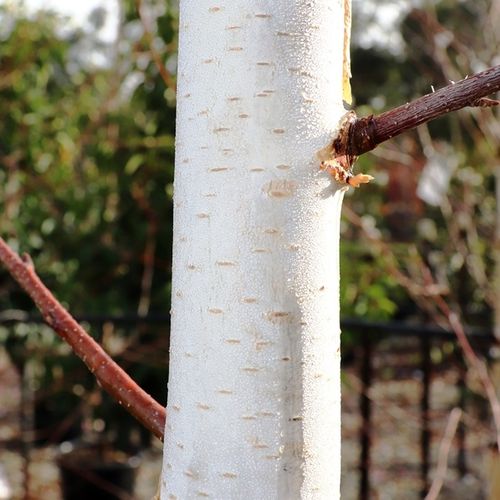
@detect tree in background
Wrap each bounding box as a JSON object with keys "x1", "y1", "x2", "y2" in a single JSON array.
[
  {"x1": 344, "y1": 3, "x2": 500, "y2": 496},
  {"x1": 346, "y1": 1, "x2": 499, "y2": 328}
]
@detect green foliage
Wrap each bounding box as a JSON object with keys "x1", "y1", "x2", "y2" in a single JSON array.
[
  {"x1": 0, "y1": 3, "x2": 178, "y2": 448},
  {"x1": 0, "y1": 5, "x2": 176, "y2": 314},
  {"x1": 340, "y1": 241, "x2": 400, "y2": 320}
]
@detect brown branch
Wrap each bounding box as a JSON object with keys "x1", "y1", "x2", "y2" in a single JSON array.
[
  {"x1": 346, "y1": 64, "x2": 500, "y2": 156},
  {"x1": 135, "y1": 0, "x2": 176, "y2": 92},
  {"x1": 0, "y1": 237, "x2": 166, "y2": 441}
]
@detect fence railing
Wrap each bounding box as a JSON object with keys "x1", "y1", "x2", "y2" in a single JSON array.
[
  {"x1": 0, "y1": 314, "x2": 496, "y2": 498},
  {"x1": 342, "y1": 318, "x2": 495, "y2": 499}
]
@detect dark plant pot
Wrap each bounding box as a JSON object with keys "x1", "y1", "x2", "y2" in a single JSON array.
[{"x1": 57, "y1": 444, "x2": 140, "y2": 500}]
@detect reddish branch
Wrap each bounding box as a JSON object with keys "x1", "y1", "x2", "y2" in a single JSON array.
[
  {"x1": 0, "y1": 237, "x2": 166, "y2": 441},
  {"x1": 345, "y1": 64, "x2": 500, "y2": 156}
]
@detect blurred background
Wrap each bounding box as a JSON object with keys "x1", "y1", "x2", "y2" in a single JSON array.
[{"x1": 0, "y1": 0, "x2": 498, "y2": 498}]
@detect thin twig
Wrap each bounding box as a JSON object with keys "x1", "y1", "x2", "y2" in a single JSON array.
[
  {"x1": 346, "y1": 64, "x2": 500, "y2": 156},
  {"x1": 0, "y1": 237, "x2": 166, "y2": 441},
  {"x1": 135, "y1": 0, "x2": 176, "y2": 91},
  {"x1": 343, "y1": 206, "x2": 500, "y2": 452},
  {"x1": 425, "y1": 408, "x2": 462, "y2": 500},
  {"x1": 342, "y1": 206, "x2": 448, "y2": 298},
  {"x1": 436, "y1": 301, "x2": 500, "y2": 453}
]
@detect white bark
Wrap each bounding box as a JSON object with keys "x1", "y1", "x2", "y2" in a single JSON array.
[{"x1": 162, "y1": 1, "x2": 347, "y2": 498}]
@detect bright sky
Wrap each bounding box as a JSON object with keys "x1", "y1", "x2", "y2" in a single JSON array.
[
  {"x1": 12, "y1": 0, "x2": 409, "y2": 49},
  {"x1": 8, "y1": 0, "x2": 410, "y2": 53},
  {"x1": 353, "y1": 0, "x2": 417, "y2": 55},
  {"x1": 9, "y1": 0, "x2": 119, "y2": 42}
]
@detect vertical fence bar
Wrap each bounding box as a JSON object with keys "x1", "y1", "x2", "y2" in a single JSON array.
[
  {"x1": 359, "y1": 337, "x2": 373, "y2": 500},
  {"x1": 420, "y1": 335, "x2": 431, "y2": 498},
  {"x1": 19, "y1": 357, "x2": 32, "y2": 500},
  {"x1": 456, "y1": 350, "x2": 467, "y2": 476}
]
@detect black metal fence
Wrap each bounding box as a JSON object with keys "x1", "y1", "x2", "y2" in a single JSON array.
[
  {"x1": 342, "y1": 318, "x2": 495, "y2": 499},
  {"x1": 0, "y1": 314, "x2": 496, "y2": 499}
]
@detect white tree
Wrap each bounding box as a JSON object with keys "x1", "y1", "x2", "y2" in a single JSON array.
[
  {"x1": 161, "y1": 1, "x2": 352, "y2": 498},
  {"x1": 1, "y1": 3, "x2": 500, "y2": 499}
]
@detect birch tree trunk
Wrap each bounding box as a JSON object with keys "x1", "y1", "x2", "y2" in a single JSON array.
[{"x1": 162, "y1": 1, "x2": 350, "y2": 498}]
